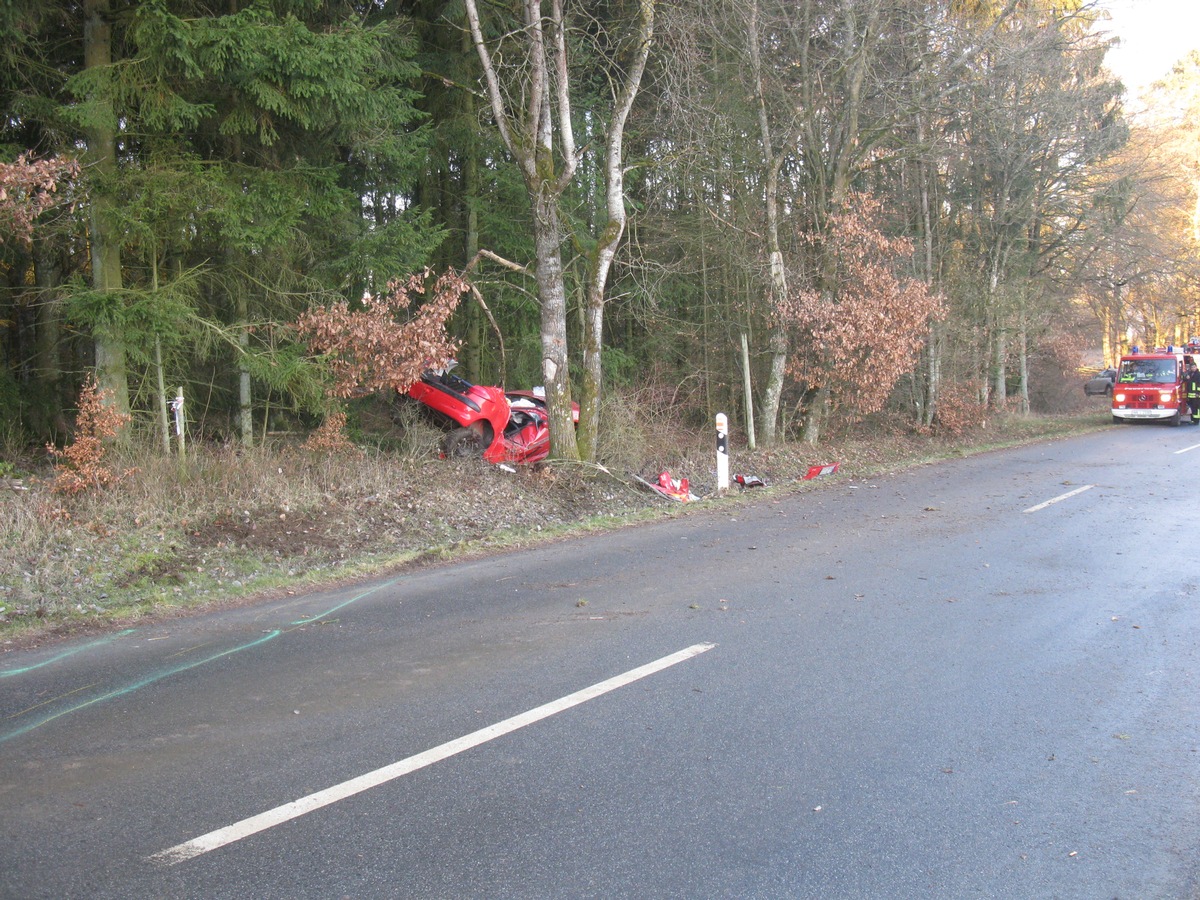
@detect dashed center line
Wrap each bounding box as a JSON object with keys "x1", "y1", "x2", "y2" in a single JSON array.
[
  {"x1": 150, "y1": 641, "x2": 716, "y2": 867},
  {"x1": 1023, "y1": 485, "x2": 1094, "y2": 513}
]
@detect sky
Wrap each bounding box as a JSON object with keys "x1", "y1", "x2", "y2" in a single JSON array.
[{"x1": 1096, "y1": 0, "x2": 1200, "y2": 96}]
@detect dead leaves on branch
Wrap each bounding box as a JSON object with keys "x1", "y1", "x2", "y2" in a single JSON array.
[
  {"x1": 300, "y1": 410, "x2": 362, "y2": 456},
  {"x1": 46, "y1": 376, "x2": 135, "y2": 496},
  {"x1": 294, "y1": 269, "x2": 469, "y2": 399},
  {"x1": 0, "y1": 153, "x2": 79, "y2": 244},
  {"x1": 775, "y1": 193, "x2": 945, "y2": 418}
]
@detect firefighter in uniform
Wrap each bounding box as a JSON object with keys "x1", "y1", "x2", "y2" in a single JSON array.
[{"x1": 1186, "y1": 359, "x2": 1200, "y2": 424}]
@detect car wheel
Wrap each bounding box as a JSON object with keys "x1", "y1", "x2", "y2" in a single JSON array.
[{"x1": 443, "y1": 426, "x2": 485, "y2": 457}]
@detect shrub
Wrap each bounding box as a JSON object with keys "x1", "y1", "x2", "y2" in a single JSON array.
[
  {"x1": 301, "y1": 410, "x2": 362, "y2": 456},
  {"x1": 932, "y1": 383, "x2": 986, "y2": 436},
  {"x1": 46, "y1": 377, "x2": 133, "y2": 495}
]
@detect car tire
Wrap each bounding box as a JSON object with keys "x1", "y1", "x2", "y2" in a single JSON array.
[{"x1": 443, "y1": 426, "x2": 485, "y2": 458}]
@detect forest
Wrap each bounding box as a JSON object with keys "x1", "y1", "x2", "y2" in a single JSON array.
[{"x1": 2, "y1": 0, "x2": 1200, "y2": 464}]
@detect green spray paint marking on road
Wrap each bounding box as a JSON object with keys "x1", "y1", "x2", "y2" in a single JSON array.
[
  {"x1": 288, "y1": 577, "x2": 402, "y2": 626},
  {"x1": 0, "y1": 574, "x2": 405, "y2": 745},
  {"x1": 0, "y1": 630, "x2": 281, "y2": 745},
  {"x1": 0, "y1": 629, "x2": 137, "y2": 678}
]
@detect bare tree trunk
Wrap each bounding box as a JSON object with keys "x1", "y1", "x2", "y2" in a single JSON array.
[
  {"x1": 802, "y1": 384, "x2": 829, "y2": 444},
  {"x1": 1102, "y1": 286, "x2": 1121, "y2": 365},
  {"x1": 990, "y1": 326, "x2": 1007, "y2": 409},
  {"x1": 530, "y1": 188, "x2": 579, "y2": 459},
  {"x1": 923, "y1": 321, "x2": 943, "y2": 428},
  {"x1": 987, "y1": 242, "x2": 1010, "y2": 409},
  {"x1": 749, "y1": 0, "x2": 789, "y2": 445},
  {"x1": 461, "y1": 30, "x2": 484, "y2": 384},
  {"x1": 1016, "y1": 291, "x2": 1030, "y2": 414},
  {"x1": 464, "y1": 0, "x2": 656, "y2": 462},
  {"x1": 154, "y1": 336, "x2": 170, "y2": 454},
  {"x1": 464, "y1": 0, "x2": 582, "y2": 460},
  {"x1": 917, "y1": 115, "x2": 941, "y2": 427},
  {"x1": 740, "y1": 331, "x2": 757, "y2": 450},
  {"x1": 149, "y1": 255, "x2": 171, "y2": 454},
  {"x1": 238, "y1": 291, "x2": 253, "y2": 448},
  {"x1": 579, "y1": 0, "x2": 654, "y2": 462},
  {"x1": 701, "y1": 227, "x2": 713, "y2": 417},
  {"x1": 83, "y1": 0, "x2": 130, "y2": 427},
  {"x1": 463, "y1": 175, "x2": 484, "y2": 383},
  {"x1": 32, "y1": 244, "x2": 69, "y2": 437}
]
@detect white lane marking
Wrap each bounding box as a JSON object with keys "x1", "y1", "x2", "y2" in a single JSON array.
[
  {"x1": 1174, "y1": 443, "x2": 1200, "y2": 455},
  {"x1": 1023, "y1": 485, "x2": 1094, "y2": 513},
  {"x1": 150, "y1": 642, "x2": 716, "y2": 867}
]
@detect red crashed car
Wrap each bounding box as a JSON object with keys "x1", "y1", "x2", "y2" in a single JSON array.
[{"x1": 407, "y1": 366, "x2": 578, "y2": 465}]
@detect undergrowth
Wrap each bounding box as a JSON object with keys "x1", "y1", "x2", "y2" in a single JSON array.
[{"x1": 0, "y1": 402, "x2": 1110, "y2": 647}]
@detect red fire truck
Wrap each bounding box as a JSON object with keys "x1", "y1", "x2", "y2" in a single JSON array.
[{"x1": 1110, "y1": 345, "x2": 1197, "y2": 425}]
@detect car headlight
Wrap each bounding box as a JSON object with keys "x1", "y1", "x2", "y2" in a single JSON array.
[
  {"x1": 1114, "y1": 392, "x2": 1126, "y2": 402},
  {"x1": 1161, "y1": 392, "x2": 1174, "y2": 403}
]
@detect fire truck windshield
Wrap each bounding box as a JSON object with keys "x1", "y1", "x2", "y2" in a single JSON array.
[{"x1": 1118, "y1": 359, "x2": 1177, "y2": 383}]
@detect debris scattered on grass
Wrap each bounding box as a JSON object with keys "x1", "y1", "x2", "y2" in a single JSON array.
[
  {"x1": 802, "y1": 462, "x2": 840, "y2": 480},
  {"x1": 633, "y1": 470, "x2": 697, "y2": 502}
]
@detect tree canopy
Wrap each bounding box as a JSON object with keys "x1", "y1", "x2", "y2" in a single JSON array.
[{"x1": 0, "y1": 0, "x2": 1193, "y2": 456}]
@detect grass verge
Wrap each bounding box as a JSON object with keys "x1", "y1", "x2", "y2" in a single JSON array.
[{"x1": 0, "y1": 408, "x2": 1111, "y2": 648}]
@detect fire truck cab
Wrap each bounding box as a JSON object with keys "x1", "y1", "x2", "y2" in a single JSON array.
[{"x1": 1110, "y1": 345, "x2": 1197, "y2": 425}]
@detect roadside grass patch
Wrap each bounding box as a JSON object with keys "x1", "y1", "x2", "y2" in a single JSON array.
[{"x1": 0, "y1": 408, "x2": 1110, "y2": 645}]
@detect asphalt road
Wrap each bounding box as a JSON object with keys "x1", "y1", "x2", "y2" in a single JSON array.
[{"x1": 2, "y1": 424, "x2": 1199, "y2": 899}]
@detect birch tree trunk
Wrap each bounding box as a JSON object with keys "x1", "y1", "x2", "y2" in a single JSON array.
[
  {"x1": 579, "y1": 0, "x2": 654, "y2": 462},
  {"x1": 1016, "y1": 293, "x2": 1030, "y2": 415},
  {"x1": 749, "y1": 0, "x2": 789, "y2": 446},
  {"x1": 918, "y1": 125, "x2": 941, "y2": 428},
  {"x1": 464, "y1": 0, "x2": 580, "y2": 460},
  {"x1": 530, "y1": 185, "x2": 577, "y2": 457}
]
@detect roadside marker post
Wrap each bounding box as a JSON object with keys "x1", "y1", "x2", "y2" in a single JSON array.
[
  {"x1": 170, "y1": 388, "x2": 187, "y2": 462},
  {"x1": 716, "y1": 413, "x2": 729, "y2": 495}
]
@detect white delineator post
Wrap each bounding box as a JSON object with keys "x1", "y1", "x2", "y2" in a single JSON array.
[
  {"x1": 171, "y1": 388, "x2": 187, "y2": 462},
  {"x1": 716, "y1": 413, "x2": 729, "y2": 495}
]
